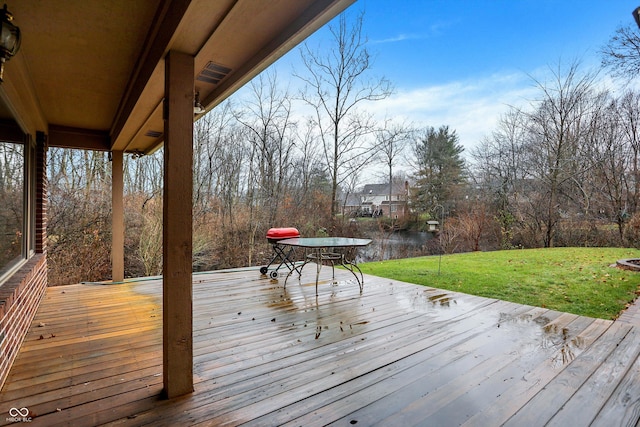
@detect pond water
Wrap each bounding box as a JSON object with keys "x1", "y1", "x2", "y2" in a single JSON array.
[{"x1": 358, "y1": 230, "x2": 437, "y2": 262}]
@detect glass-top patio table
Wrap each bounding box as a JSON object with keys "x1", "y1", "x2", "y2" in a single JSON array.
[{"x1": 277, "y1": 237, "x2": 372, "y2": 295}]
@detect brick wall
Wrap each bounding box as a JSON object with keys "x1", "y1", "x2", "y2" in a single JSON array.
[
  {"x1": 0, "y1": 132, "x2": 49, "y2": 391},
  {"x1": 0, "y1": 254, "x2": 47, "y2": 391}
]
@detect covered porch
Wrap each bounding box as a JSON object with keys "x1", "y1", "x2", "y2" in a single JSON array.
[
  {"x1": 1, "y1": 268, "x2": 639, "y2": 426},
  {"x1": 0, "y1": 0, "x2": 354, "y2": 400}
]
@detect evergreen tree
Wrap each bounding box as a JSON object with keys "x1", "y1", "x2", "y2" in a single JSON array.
[{"x1": 412, "y1": 125, "x2": 466, "y2": 215}]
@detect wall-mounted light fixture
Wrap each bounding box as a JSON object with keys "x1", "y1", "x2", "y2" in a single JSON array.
[
  {"x1": 194, "y1": 92, "x2": 205, "y2": 114},
  {"x1": 0, "y1": 4, "x2": 20, "y2": 83}
]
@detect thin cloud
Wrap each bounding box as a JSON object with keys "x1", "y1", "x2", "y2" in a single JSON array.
[
  {"x1": 370, "y1": 19, "x2": 455, "y2": 44},
  {"x1": 370, "y1": 33, "x2": 426, "y2": 44}
]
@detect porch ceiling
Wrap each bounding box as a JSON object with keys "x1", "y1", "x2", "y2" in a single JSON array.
[{"x1": 0, "y1": 0, "x2": 353, "y2": 152}]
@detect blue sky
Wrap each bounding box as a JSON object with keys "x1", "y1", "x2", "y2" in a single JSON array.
[
  {"x1": 270, "y1": 1, "x2": 638, "y2": 154},
  {"x1": 358, "y1": 0, "x2": 630, "y2": 86}
]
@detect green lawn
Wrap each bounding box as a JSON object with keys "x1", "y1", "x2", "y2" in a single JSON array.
[{"x1": 359, "y1": 247, "x2": 640, "y2": 319}]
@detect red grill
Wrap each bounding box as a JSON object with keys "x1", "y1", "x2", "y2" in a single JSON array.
[
  {"x1": 261, "y1": 228, "x2": 301, "y2": 279},
  {"x1": 266, "y1": 227, "x2": 300, "y2": 243}
]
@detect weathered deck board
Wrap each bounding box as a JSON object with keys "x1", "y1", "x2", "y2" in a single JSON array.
[
  {"x1": 185, "y1": 301, "x2": 526, "y2": 426},
  {"x1": 545, "y1": 325, "x2": 640, "y2": 426},
  {"x1": 265, "y1": 305, "x2": 554, "y2": 427},
  {"x1": 458, "y1": 317, "x2": 614, "y2": 426},
  {"x1": 502, "y1": 320, "x2": 634, "y2": 426},
  {"x1": 1, "y1": 267, "x2": 639, "y2": 426},
  {"x1": 311, "y1": 310, "x2": 584, "y2": 427},
  {"x1": 588, "y1": 326, "x2": 640, "y2": 427}
]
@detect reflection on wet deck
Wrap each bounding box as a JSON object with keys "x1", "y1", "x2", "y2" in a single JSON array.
[{"x1": 0, "y1": 268, "x2": 638, "y2": 426}]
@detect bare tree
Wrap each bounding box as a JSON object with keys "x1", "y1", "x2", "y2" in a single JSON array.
[
  {"x1": 601, "y1": 23, "x2": 640, "y2": 81},
  {"x1": 471, "y1": 108, "x2": 531, "y2": 248},
  {"x1": 194, "y1": 111, "x2": 219, "y2": 216},
  {"x1": 581, "y1": 89, "x2": 640, "y2": 244},
  {"x1": 375, "y1": 118, "x2": 413, "y2": 213},
  {"x1": 47, "y1": 148, "x2": 112, "y2": 285},
  {"x1": 297, "y1": 10, "x2": 392, "y2": 217},
  {"x1": 288, "y1": 119, "x2": 333, "y2": 226},
  {"x1": 522, "y1": 62, "x2": 600, "y2": 247},
  {"x1": 587, "y1": 96, "x2": 629, "y2": 242},
  {"x1": 617, "y1": 90, "x2": 640, "y2": 215},
  {"x1": 124, "y1": 151, "x2": 162, "y2": 196},
  {"x1": 235, "y1": 71, "x2": 296, "y2": 227},
  {"x1": 137, "y1": 195, "x2": 163, "y2": 276},
  {"x1": 292, "y1": 118, "x2": 325, "y2": 198},
  {"x1": 470, "y1": 63, "x2": 623, "y2": 249}
]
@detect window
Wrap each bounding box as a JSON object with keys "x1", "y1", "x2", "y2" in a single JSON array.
[{"x1": 0, "y1": 136, "x2": 33, "y2": 282}]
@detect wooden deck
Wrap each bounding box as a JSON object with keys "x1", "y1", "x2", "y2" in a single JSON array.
[{"x1": 1, "y1": 267, "x2": 640, "y2": 426}]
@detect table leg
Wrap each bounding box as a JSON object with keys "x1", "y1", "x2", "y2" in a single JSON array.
[
  {"x1": 283, "y1": 245, "x2": 365, "y2": 295},
  {"x1": 284, "y1": 254, "x2": 310, "y2": 287},
  {"x1": 315, "y1": 248, "x2": 322, "y2": 295},
  {"x1": 340, "y1": 256, "x2": 364, "y2": 293}
]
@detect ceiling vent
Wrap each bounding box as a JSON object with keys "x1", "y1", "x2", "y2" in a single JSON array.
[
  {"x1": 197, "y1": 62, "x2": 231, "y2": 85},
  {"x1": 144, "y1": 130, "x2": 163, "y2": 138}
]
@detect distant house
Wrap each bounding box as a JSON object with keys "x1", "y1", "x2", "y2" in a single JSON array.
[
  {"x1": 342, "y1": 193, "x2": 362, "y2": 215},
  {"x1": 343, "y1": 182, "x2": 410, "y2": 218}
]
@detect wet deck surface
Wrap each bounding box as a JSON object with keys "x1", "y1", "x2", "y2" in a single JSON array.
[{"x1": 1, "y1": 268, "x2": 640, "y2": 426}]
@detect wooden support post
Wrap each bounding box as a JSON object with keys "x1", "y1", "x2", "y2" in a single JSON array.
[
  {"x1": 35, "y1": 131, "x2": 47, "y2": 254},
  {"x1": 111, "y1": 150, "x2": 124, "y2": 282},
  {"x1": 162, "y1": 50, "x2": 194, "y2": 398}
]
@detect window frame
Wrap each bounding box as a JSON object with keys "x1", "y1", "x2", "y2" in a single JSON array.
[{"x1": 0, "y1": 131, "x2": 35, "y2": 285}]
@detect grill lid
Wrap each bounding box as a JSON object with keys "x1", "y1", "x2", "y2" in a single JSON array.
[{"x1": 266, "y1": 227, "x2": 300, "y2": 240}]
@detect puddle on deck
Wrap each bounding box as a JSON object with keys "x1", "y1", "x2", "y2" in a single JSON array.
[
  {"x1": 128, "y1": 271, "x2": 594, "y2": 370},
  {"x1": 272, "y1": 279, "x2": 592, "y2": 367}
]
